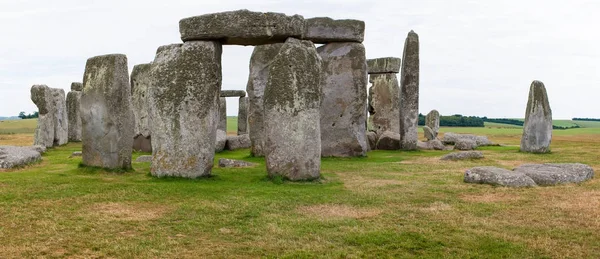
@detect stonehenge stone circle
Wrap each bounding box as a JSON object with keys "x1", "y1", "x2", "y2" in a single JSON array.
[
  {"x1": 149, "y1": 42, "x2": 222, "y2": 178},
  {"x1": 426, "y1": 110, "x2": 440, "y2": 138},
  {"x1": 131, "y1": 63, "x2": 153, "y2": 152},
  {"x1": 237, "y1": 97, "x2": 248, "y2": 135},
  {"x1": 31, "y1": 85, "x2": 55, "y2": 148},
  {"x1": 66, "y1": 84, "x2": 82, "y2": 142},
  {"x1": 221, "y1": 90, "x2": 246, "y2": 97},
  {"x1": 303, "y1": 17, "x2": 365, "y2": 43},
  {"x1": 367, "y1": 57, "x2": 401, "y2": 74},
  {"x1": 218, "y1": 97, "x2": 227, "y2": 132},
  {"x1": 247, "y1": 43, "x2": 284, "y2": 156},
  {"x1": 368, "y1": 73, "x2": 400, "y2": 134},
  {"x1": 318, "y1": 42, "x2": 368, "y2": 157},
  {"x1": 399, "y1": 30, "x2": 420, "y2": 150},
  {"x1": 81, "y1": 54, "x2": 134, "y2": 170},
  {"x1": 264, "y1": 38, "x2": 322, "y2": 181},
  {"x1": 520, "y1": 80, "x2": 552, "y2": 153}
]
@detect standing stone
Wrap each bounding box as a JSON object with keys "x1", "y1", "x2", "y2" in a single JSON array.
[
  {"x1": 368, "y1": 73, "x2": 400, "y2": 134},
  {"x1": 51, "y1": 88, "x2": 68, "y2": 146},
  {"x1": 131, "y1": 63, "x2": 153, "y2": 152},
  {"x1": 66, "y1": 84, "x2": 82, "y2": 142},
  {"x1": 237, "y1": 97, "x2": 248, "y2": 135},
  {"x1": 423, "y1": 126, "x2": 435, "y2": 141},
  {"x1": 31, "y1": 85, "x2": 55, "y2": 148},
  {"x1": 426, "y1": 110, "x2": 440, "y2": 138},
  {"x1": 318, "y1": 42, "x2": 367, "y2": 157},
  {"x1": 81, "y1": 54, "x2": 134, "y2": 170},
  {"x1": 520, "y1": 80, "x2": 552, "y2": 153},
  {"x1": 218, "y1": 97, "x2": 227, "y2": 132},
  {"x1": 71, "y1": 82, "x2": 83, "y2": 91},
  {"x1": 246, "y1": 43, "x2": 284, "y2": 157},
  {"x1": 264, "y1": 38, "x2": 322, "y2": 181},
  {"x1": 149, "y1": 42, "x2": 222, "y2": 178},
  {"x1": 399, "y1": 30, "x2": 420, "y2": 150}
]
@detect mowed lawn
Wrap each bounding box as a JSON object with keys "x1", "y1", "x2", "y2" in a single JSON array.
[{"x1": 0, "y1": 119, "x2": 599, "y2": 257}]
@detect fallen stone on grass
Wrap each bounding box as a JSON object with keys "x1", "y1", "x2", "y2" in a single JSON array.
[
  {"x1": 514, "y1": 163, "x2": 594, "y2": 186},
  {"x1": 442, "y1": 132, "x2": 493, "y2": 146},
  {"x1": 464, "y1": 166, "x2": 537, "y2": 187},
  {"x1": 376, "y1": 131, "x2": 400, "y2": 150},
  {"x1": 135, "y1": 155, "x2": 152, "y2": 163},
  {"x1": 225, "y1": 134, "x2": 251, "y2": 150},
  {"x1": 454, "y1": 139, "x2": 478, "y2": 150},
  {"x1": 70, "y1": 151, "x2": 82, "y2": 158},
  {"x1": 218, "y1": 158, "x2": 256, "y2": 168},
  {"x1": 417, "y1": 140, "x2": 445, "y2": 150},
  {"x1": 29, "y1": 145, "x2": 46, "y2": 154},
  {"x1": 0, "y1": 146, "x2": 42, "y2": 169},
  {"x1": 441, "y1": 151, "x2": 484, "y2": 161}
]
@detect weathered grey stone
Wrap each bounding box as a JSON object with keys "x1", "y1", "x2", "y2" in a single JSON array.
[
  {"x1": 464, "y1": 166, "x2": 537, "y2": 187},
  {"x1": 0, "y1": 146, "x2": 42, "y2": 169},
  {"x1": 69, "y1": 151, "x2": 82, "y2": 158},
  {"x1": 28, "y1": 145, "x2": 46, "y2": 154},
  {"x1": 220, "y1": 90, "x2": 246, "y2": 97},
  {"x1": 247, "y1": 43, "x2": 284, "y2": 157},
  {"x1": 442, "y1": 132, "x2": 493, "y2": 146},
  {"x1": 423, "y1": 126, "x2": 435, "y2": 141},
  {"x1": 318, "y1": 42, "x2": 367, "y2": 157},
  {"x1": 455, "y1": 139, "x2": 477, "y2": 150},
  {"x1": 366, "y1": 131, "x2": 377, "y2": 151},
  {"x1": 376, "y1": 131, "x2": 400, "y2": 150},
  {"x1": 50, "y1": 88, "x2": 68, "y2": 146},
  {"x1": 367, "y1": 57, "x2": 401, "y2": 74},
  {"x1": 70, "y1": 82, "x2": 83, "y2": 91},
  {"x1": 81, "y1": 54, "x2": 134, "y2": 170},
  {"x1": 303, "y1": 17, "x2": 364, "y2": 44},
  {"x1": 179, "y1": 10, "x2": 304, "y2": 45},
  {"x1": 237, "y1": 97, "x2": 248, "y2": 135},
  {"x1": 264, "y1": 38, "x2": 322, "y2": 181},
  {"x1": 225, "y1": 134, "x2": 251, "y2": 150},
  {"x1": 441, "y1": 151, "x2": 484, "y2": 161},
  {"x1": 520, "y1": 80, "x2": 552, "y2": 153},
  {"x1": 31, "y1": 85, "x2": 55, "y2": 148},
  {"x1": 417, "y1": 139, "x2": 445, "y2": 150},
  {"x1": 514, "y1": 163, "x2": 594, "y2": 186},
  {"x1": 66, "y1": 90, "x2": 82, "y2": 142},
  {"x1": 218, "y1": 158, "x2": 256, "y2": 168},
  {"x1": 399, "y1": 30, "x2": 420, "y2": 151},
  {"x1": 218, "y1": 97, "x2": 227, "y2": 132},
  {"x1": 426, "y1": 110, "x2": 440, "y2": 138},
  {"x1": 135, "y1": 155, "x2": 152, "y2": 163},
  {"x1": 149, "y1": 42, "x2": 222, "y2": 178},
  {"x1": 215, "y1": 130, "x2": 227, "y2": 153},
  {"x1": 368, "y1": 73, "x2": 400, "y2": 134},
  {"x1": 131, "y1": 63, "x2": 152, "y2": 152}
]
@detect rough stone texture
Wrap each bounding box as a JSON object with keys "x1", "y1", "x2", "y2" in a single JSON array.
[
  {"x1": 455, "y1": 139, "x2": 477, "y2": 150},
  {"x1": 417, "y1": 139, "x2": 445, "y2": 150},
  {"x1": 131, "y1": 63, "x2": 153, "y2": 152},
  {"x1": 264, "y1": 38, "x2": 322, "y2": 181},
  {"x1": 66, "y1": 90, "x2": 82, "y2": 142},
  {"x1": 441, "y1": 151, "x2": 484, "y2": 161},
  {"x1": 247, "y1": 43, "x2": 284, "y2": 157},
  {"x1": 180, "y1": 10, "x2": 304, "y2": 45},
  {"x1": 514, "y1": 163, "x2": 594, "y2": 186},
  {"x1": 50, "y1": 88, "x2": 68, "y2": 146},
  {"x1": 376, "y1": 131, "x2": 400, "y2": 150},
  {"x1": 237, "y1": 97, "x2": 248, "y2": 135},
  {"x1": 442, "y1": 132, "x2": 493, "y2": 146},
  {"x1": 399, "y1": 30, "x2": 420, "y2": 151},
  {"x1": 366, "y1": 131, "x2": 377, "y2": 151},
  {"x1": 318, "y1": 42, "x2": 367, "y2": 157},
  {"x1": 215, "y1": 130, "x2": 227, "y2": 152},
  {"x1": 520, "y1": 80, "x2": 552, "y2": 153},
  {"x1": 81, "y1": 54, "x2": 134, "y2": 170},
  {"x1": 135, "y1": 155, "x2": 153, "y2": 163},
  {"x1": 149, "y1": 42, "x2": 222, "y2": 177},
  {"x1": 0, "y1": 146, "x2": 42, "y2": 169},
  {"x1": 423, "y1": 126, "x2": 435, "y2": 141},
  {"x1": 303, "y1": 17, "x2": 364, "y2": 44},
  {"x1": 70, "y1": 82, "x2": 83, "y2": 91},
  {"x1": 225, "y1": 134, "x2": 251, "y2": 150},
  {"x1": 69, "y1": 151, "x2": 82, "y2": 158},
  {"x1": 367, "y1": 57, "x2": 401, "y2": 74},
  {"x1": 464, "y1": 166, "x2": 537, "y2": 187},
  {"x1": 426, "y1": 110, "x2": 440, "y2": 138},
  {"x1": 368, "y1": 73, "x2": 400, "y2": 134},
  {"x1": 31, "y1": 85, "x2": 55, "y2": 147},
  {"x1": 218, "y1": 97, "x2": 227, "y2": 132},
  {"x1": 29, "y1": 145, "x2": 46, "y2": 154},
  {"x1": 221, "y1": 90, "x2": 246, "y2": 97},
  {"x1": 218, "y1": 158, "x2": 256, "y2": 168}
]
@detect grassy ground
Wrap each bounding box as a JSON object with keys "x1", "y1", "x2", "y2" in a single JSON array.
[{"x1": 1, "y1": 119, "x2": 599, "y2": 257}]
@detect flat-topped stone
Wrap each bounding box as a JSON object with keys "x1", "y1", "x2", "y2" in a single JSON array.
[
  {"x1": 303, "y1": 17, "x2": 365, "y2": 43},
  {"x1": 514, "y1": 163, "x2": 594, "y2": 186},
  {"x1": 218, "y1": 158, "x2": 256, "y2": 168},
  {"x1": 0, "y1": 146, "x2": 42, "y2": 169},
  {"x1": 225, "y1": 134, "x2": 251, "y2": 150},
  {"x1": 179, "y1": 10, "x2": 304, "y2": 45},
  {"x1": 441, "y1": 151, "x2": 484, "y2": 161},
  {"x1": 70, "y1": 82, "x2": 83, "y2": 91},
  {"x1": 465, "y1": 166, "x2": 537, "y2": 187},
  {"x1": 367, "y1": 57, "x2": 401, "y2": 74},
  {"x1": 220, "y1": 90, "x2": 246, "y2": 97}
]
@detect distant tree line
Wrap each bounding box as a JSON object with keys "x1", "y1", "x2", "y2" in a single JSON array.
[
  {"x1": 18, "y1": 111, "x2": 39, "y2": 119},
  {"x1": 572, "y1": 118, "x2": 600, "y2": 122},
  {"x1": 481, "y1": 117, "x2": 580, "y2": 130},
  {"x1": 418, "y1": 114, "x2": 484, "y2": 127}
]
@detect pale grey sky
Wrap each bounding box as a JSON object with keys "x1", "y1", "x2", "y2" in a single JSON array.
[{"x1": 0, "y1": 0, "x2": 598, "y2": 118}]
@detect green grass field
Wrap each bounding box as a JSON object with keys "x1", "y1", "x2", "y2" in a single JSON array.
[{"x1": 1, "y1": 118, "x2": 599, "y2": 257}]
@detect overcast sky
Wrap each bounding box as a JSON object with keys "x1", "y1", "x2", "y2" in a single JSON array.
[{"x1": 0, "y1": 0, "x2": 598, "y2": 118}]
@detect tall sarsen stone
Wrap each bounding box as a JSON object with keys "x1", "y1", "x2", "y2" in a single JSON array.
[
  {"x1": 66, "y1": 85, "x2": 82, "y2": 142},
  {"x1": 31, "y1": 85, "x2": 55, "y2": 148},
  {"x1": 238, "y1": 96, "x2": 248, "y2": 135},
  {"x1": 131, "y1": 63, "x2": 153, "y2": 152},
  {"x1": 520, "y1": 80, "x2": 552, "y2": 153},
  {"x1": 399, "y1": 30, "x2": 419, "y2": 150},
  {"x1": 368, "y1": 73, "x2": 400, "y2": 134}
]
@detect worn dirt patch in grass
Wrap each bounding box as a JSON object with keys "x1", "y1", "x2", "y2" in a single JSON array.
[
  {"x1": 336, "y1": 173, "x2": 405, "y2": 191},
  {"x1": 87, "y1": 202, "x2": 172, "y2": 221},
  {"x1": 460, "y1": 191, "x2": 522, "y2": 203},
  {"x1": 297, "y1": 204, "x2": 382, "y2": 220}
]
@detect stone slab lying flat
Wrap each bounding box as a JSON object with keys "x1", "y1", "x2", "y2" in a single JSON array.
[
  {"x1": 218, "y1": 158, "x2": 256, "y2": 168},
  {"x1": 464, "y1": 166, "x2": 537, "y2": 187},
  {"x1": 442, "y1": 132, "x2": 493, "y2": 146},
  {"x1": 514, "y1": 163, "x2": 594, "y2": 186},
  {"x1": 0, "y1": 146, "x2": 42, "y2": 169},
  {"x1": 367, "y1": 57, "x2": 401, "y2": 74},
  {"x1": 441, "y1": 151, "x2": 484, "y2": 161},
  {"x1": 303, "y1": 17, "x2": 364, "y2": 43},
  {"x1": 220, "y1": 90, "x2": 246, "y2": 97},
  {"x1": 225, "y1": 134, "x2": 251, "y2": 150},
  {"x1": 180, "y1": 10, "x2": 304, "y2": 45}
]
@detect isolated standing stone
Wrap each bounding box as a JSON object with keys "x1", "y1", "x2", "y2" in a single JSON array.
[
  {"x1": 81, "y1": 54, "x2": 134, "y2": 170},
  {"x1": 66, "y1": 87, "x2": 82, "y2": 142},
  {"x1": 31, "y1": 85, "x2": 55, "y2": 148},
  {"x1": 237, "y1": 97, "x2": 248, "y2": 135},
  {"x1": 318, "y1": 42, "x2": 367, "y2": 157},
  {"x1": 426, "y1": 110, "x2": 440, "y2": 138},
  {"x1": 303, "y1": 17, "x2": 365, "y2": 43},
  {"x1": 368, "y1": 73, "x2": 400, "y2": 134},
  {"x1": 51, "y1": 88, "x2": 68, "y2": 146},
  {"x1": 520, "y1": 80, "x2": 552, "y2": 153},
  {"x1": 399, "y1": 30, "x2": 419, "y2": 150},
  {"x1": 246, "y1": 43, "x2": 284, "y2": 156},
  {"x1": 131, "y1": 63, "x2": 153, "y2": 152},
  {"x1": 149, "y1": 42, "x2": 222, "y2": 178},
  {"x1": 264, "y1": 38, "x2": 322, "y2": 181}
]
